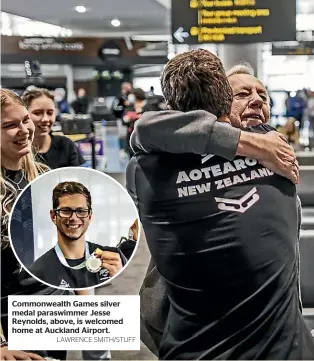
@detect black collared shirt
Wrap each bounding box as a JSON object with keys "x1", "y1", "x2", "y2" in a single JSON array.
[
  {"x1": 126, "y1": 124, "x2": 314, "y2": 360},
  {"x1": 29, "y1": 242, "x2": 126, "y2": 289},
  {"x1": 36, "y1": 135, "x2": 85, "y2": 169}
]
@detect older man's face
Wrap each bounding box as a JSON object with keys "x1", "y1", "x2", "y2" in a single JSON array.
[{"x1": 228, "y1": 73, "x2": 270, "y2": 128}]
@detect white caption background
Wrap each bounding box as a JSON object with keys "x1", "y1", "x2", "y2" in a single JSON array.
[{"x1": 8, "y1": 296, "x2": 140, "y2": 351}]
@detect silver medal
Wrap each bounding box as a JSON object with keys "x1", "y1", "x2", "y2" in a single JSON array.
[{"x1": 86, "y1": 257, "x2": 102, "y2": 273}]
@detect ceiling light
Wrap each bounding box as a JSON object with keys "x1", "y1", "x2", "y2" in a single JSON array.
[
  {"x1": 75, "y1": 5, "x2": 87, "y2": 13},
  {"x1": 111, "y1": 19, "x2": 121, "y2": 27}
]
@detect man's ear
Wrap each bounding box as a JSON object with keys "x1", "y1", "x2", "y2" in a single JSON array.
[
  {"x1": 50, "y1": 210, "x2": 57, "y2": 225},
  {"x1": 88, "y1": 211, "x2": 93, "y2": 222}
]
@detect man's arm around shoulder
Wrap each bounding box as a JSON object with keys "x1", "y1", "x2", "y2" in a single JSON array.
[
  {"x1": 131, "y1": 110, "x2": 298, "y2": 183},
  {"x1": 131, "y1": 110, "x2": 240, "y2": 161}
]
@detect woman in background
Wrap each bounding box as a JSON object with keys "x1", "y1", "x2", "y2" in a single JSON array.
[
  {"x1": 278, "y1": 117, "x2": 300, "y2": 147},
  {"x1": 117, "y1": 219, "x2": 139, "y2": 260},
  {"x1": 1, "y1": 89, "x2": 67, "y2": 360},
  {"x1": 123, "y1": 88, "x2": 151, "y2": 157},
  {"x1": 22, "y1": 89, "x2": 85, "y2": 169}
]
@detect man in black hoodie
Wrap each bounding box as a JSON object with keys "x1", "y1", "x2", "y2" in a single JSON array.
[{"x1": 126, "y1": 50, "x2": 314, "y2": 360}]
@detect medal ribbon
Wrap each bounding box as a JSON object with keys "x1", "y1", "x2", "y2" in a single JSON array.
[{"x1": 55, "y1": 242, "x2": 90, "y2": 269}]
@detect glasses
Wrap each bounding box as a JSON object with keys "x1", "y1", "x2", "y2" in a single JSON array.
[{"x1": 54, "y1": 208, "x2": 91, "y2": 219}]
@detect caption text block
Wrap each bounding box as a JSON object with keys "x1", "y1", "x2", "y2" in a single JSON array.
[{"x1": 8, "y1": 295, "x2": 140, "y2": 351}]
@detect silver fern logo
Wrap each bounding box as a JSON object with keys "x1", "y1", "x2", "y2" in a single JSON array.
[{"x1": 215, "y1": 187, "x2": 260, "y2": 213}]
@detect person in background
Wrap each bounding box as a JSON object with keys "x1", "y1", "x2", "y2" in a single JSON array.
[
  {"x1": 71, "y1": 88, "x2": 90, "y2": 114},
  {"x1": 285, "y1": 92, "x2": 291, "y2": 118},
  {"x1": 306, "y1": 90, "x2": 314, "y2": 150},
  {"x1": 123, "y1": 88, "x2": 149, "y2": 157},
  {"x1": 122, "y1": 82, "x2": 133, "y2": 96},
  {"x1": 148, "y1": 86, "x2": 155, "y2": 96},
  {"x1": 54, "y1": 88, "x2": 71, "y2": 114},
  {"x1": 112, "y1": 82, "x2": 133, "y2": 119},
  {"x1": 22, "y1": 89, "x2": 85, "y2": 169},
  {"x1": 0, "y1": 88, "x2": 67, "y2": 361},
  {"x1": 117, "y1": 219, "x2": 139, "y2": 260},
  {"x1": 278, "y1": 117, "x2": 300, "y2": 147},
  {"x1": 265, "y1": 87, "x2": 274, "y2": 118},
  {"x1": 286, "y1": 90, "x2": 306, "y2": 129}
]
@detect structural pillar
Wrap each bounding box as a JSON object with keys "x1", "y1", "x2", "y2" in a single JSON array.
[
  {"x1": 218, "y1": 43, "x2": 263, "y2": 79},
  {"x1": 64, "y1": 64, "x2": 74, "y2": 102}
]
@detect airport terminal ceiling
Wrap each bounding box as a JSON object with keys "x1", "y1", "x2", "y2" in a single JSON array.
[
  {"x1": 0, "y1": 0, "x2": 170, "y2": 35},
  {"x1": 1, "y1": 0, "x2": 314, "y2": 36}
]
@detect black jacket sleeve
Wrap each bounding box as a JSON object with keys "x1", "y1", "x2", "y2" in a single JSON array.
[{"x1": 130, "y1": 110, "x2": 241, "y2": 161}]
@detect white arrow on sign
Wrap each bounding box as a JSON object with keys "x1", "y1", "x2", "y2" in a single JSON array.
[{"x1": 173, "y1": 27, "x2": 189, "y2": 43}]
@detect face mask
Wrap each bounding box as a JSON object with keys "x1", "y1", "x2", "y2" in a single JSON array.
[{"x1": 128, "y1": 94, "x2": 135, "y2": 104}]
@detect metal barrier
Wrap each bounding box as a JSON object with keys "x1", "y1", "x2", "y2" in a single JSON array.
[
  {"x1": 297, "y1": 166, "x2": 314, "y2": 207},
  {"x1": 296, "y1": 151, "x2": 314, "y2": 166},
  {"x1": 303, "y1": 309, "x2": 314, "y2": 338},
  {"x1": 300, "y1": 229, "x2": 314, "y2": 308}
]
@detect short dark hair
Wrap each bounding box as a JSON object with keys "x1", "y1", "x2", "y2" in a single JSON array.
[
  {"x1": 132, "y1": 88, "x2": 146, "y2": 101},
  {"x1": 52, "y1": 181, "x2": 92, "y2": 209},
  {"x1": 160, "y1": 49, "x2": 233, "y2": 117}
]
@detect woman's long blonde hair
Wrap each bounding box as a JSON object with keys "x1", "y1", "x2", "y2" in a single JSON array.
[{"x1": 1, "y1": 89, "x2": 48, "y2": 248}]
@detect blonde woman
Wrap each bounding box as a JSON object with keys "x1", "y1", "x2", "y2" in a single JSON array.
[
  {"x1": 0, "y1": 89, "x2": 67, "y2": 360},
  {"x1": 1, "y1": 89, "x2": 48, "y2": 240}
]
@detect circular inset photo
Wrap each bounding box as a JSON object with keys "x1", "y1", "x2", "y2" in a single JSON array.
[{"x1": 9, "y1": 167, "x2": 139, "y2": 290}]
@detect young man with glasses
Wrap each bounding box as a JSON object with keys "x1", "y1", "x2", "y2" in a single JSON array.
[{"x1": 29, "y1": 181, "x2": 126, "y2": 289}]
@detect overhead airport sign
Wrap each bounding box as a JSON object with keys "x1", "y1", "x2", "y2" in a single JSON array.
[
  {"x1": 1, "y1": 36, "x2": 168, "y2": 66},
  {"x1": 19, "y1": 38, "x2": 84, "y2": 51},
  {"x1": 272, "y1": 42, "x2": 314, "y2": 56},
  {"x1": 171, "y1": 0, "x2": 296, "y2": 44}
]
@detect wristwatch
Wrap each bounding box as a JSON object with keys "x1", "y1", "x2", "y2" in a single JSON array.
[{"x1": 0, "y1": 334, "x2": 8, "y2": 347}]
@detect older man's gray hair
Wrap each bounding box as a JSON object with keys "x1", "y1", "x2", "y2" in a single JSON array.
[
  {"x1": 226, "y1": 62, "x2": 272, "y2": 105},
  {"x1": 226, "y1": 62, "x2": 255, "y2": 77}
]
